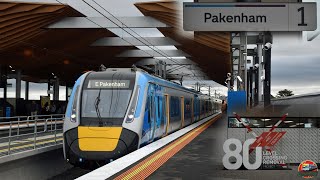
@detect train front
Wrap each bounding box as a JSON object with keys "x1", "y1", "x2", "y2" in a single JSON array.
[{"x1": 63, "y1": 69, "x2": 141, "y2": 167}]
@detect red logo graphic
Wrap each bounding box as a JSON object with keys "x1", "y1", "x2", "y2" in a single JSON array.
[
  {"x1": 233, "y1": 113, "x2": 288, "y2": 153},
  {"x1": 298, "y1": 160, "x2": 318, "y2": 179}
]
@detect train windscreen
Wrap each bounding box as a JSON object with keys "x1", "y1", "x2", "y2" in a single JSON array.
[
  {"x1": 81, "y1": 89, "x2": 132, "y2": 118},
  {"x1": 80, "y1": 71, "x2": 136, "y2": 126}
]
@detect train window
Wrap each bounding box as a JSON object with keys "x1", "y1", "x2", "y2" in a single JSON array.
[
  {"x1": 184, "y1": 98, "x2": 191, "y2": 119},
  {"x1": 170, "y1": 96, "x2": 180, "y2": 118},
  {"x1": 149, "y1": 96, "x2": 153, "y2": 123},
  {"x1": 72, "y1": 86, "x2": 79, "y2": 113},
  {"x1": 81, "y1": 89, "x2": 132, "y2": 118}
]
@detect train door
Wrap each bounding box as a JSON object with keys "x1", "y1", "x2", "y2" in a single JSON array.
[
  {"x1": 165, "y1": 94, "x2": 170, "y2": 135},
  {"x1": 194, "y1": 95, "x2": 199, "y2": 122},
  {"x1": 191, "y1": 98, "x2": 194, "y2": 123},
  {"x1": 153, "y1": 85, "x2": 166, "y2": 140},
  {"x1": 141, "y1": 84, "x2": 156, "y2": 145},
  {"x1": 149, "y1": 85, "x2": 157, "y2": 142},
  {"x1": 180, "y1": 96, "x2": 184, "y2": 128}
]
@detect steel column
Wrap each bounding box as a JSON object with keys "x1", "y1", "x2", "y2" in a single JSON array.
[
  {"x1": 15, "y1": 70, "x2": 21, "y2": 99},
  {"x1": 264, "y1": 32, "x2": 272, "y2": 107},
  {"x1": 53, "y1": 78, "x2": 59, "y2": 101},
  {"x1": 25, "y1": 81, "x2": 29, "y2": 101}
]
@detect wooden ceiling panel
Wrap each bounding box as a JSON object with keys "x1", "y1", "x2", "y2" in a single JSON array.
[
  {"x1": 0, "y1": 2, "x2": 80, "y2": 50},
  {"x1": 0, "y1": 2, "x2": 135, "y2": 83}
]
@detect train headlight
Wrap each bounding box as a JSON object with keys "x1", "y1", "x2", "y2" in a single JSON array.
[
  {"x1": 128, "y1": 114, "x2": 134, "y2": 119},
  {"x1": 126, "y1": 86, "x2": 140, "y2": 123},
  {"x1": 71, "y1": 113, "x2": 76, "y2": 123}
]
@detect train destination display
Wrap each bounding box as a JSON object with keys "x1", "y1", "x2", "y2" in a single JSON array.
[{"x1": 87, "y1": 80, "x2": 130, "y2": 88}]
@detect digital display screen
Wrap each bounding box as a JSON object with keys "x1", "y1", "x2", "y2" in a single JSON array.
[{"x1": 87, "y1": 80, "x2": 130, "y2": 88}]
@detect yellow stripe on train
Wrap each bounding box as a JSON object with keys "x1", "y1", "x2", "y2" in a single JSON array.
[{"x1": 78, "y1": 126, "x2": 122, "y2": 151}]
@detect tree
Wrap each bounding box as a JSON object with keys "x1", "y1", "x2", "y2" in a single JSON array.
[
  {"x1": 276, "y1": 89, "x2": 294, "y2": 98},
  {"x1": 270, "y1": 94, "x2": 276, "y2": 99}
]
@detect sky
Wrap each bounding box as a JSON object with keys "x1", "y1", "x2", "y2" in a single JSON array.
[{"x1": 2, "y1": 0, "x2": 320, "y2": 99}]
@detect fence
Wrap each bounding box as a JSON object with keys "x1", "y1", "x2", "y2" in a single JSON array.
[{"x1": 0, "y1": 114, "x2": 64, "y2": 157}]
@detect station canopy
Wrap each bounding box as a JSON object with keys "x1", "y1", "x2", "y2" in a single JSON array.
[{"x1": 0, "y1": 1, "x2": 231, "y2": 86}]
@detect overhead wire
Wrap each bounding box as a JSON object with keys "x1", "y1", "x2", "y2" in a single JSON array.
[
  {"x1": 55, "y1": 0, "x2": 207, "y2": 86},
  {"x1": 81, "y1": 0, "x2": 204, "y2": 82}
]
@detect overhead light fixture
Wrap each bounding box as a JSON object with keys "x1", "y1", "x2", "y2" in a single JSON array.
[
  {"x1": 253, "y1": 123, "x2": 260, "y2": 126},
  {"x1": 296, "y1": 123, "x2": 304, "y2": 125},
  {"x1": 289, "y1": 125, "x2": 297, "y2": 127},
  {"x1": 284, "y1": 121, "x2": 293, "y2": 123},
  {"x1": 261, "y1": 119, "x2": 271, "y2": 121},
  {"x1": 305, "y1": 123, "x2": 312, "y2": 128},
  {"x1": 23, "y1": 49, "x2": 33, "y2": 57},
  {"x1": 236, "y1": 76, "x2": 242, "y2": 82},
  {"x1": 63, "y1": 60, "x2": 70, "y2": 65},
  {"x1": 153, "y1": 56, "x2": 186, "y2": 60},
  {"x1": 9, "y1": 65, "x2": 12, "y2": 69},
  {"x1": 51, "y1": 73, "x2": 55, "y2": 76},
  {"x1": 266, "y1": 125, "x2": 273, "y2": 128}
]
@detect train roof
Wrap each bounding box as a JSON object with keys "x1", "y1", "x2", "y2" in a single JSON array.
[
  {"x1": 135, "y1": 69, "x2": 210, "y2": 97},
  {"x1": 88, "y1": 68, "x2": 214, "y2": 99}
]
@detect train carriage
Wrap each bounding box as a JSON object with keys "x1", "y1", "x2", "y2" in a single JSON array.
[{"x1": 63, "y1": 68, "x2": 222, "y2": 167}]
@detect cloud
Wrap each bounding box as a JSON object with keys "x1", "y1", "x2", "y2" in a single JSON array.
[
  {"x1": 268, "y1": 26, "x2": 320, "y2": 95},
  {"x1": 1, "y1": 80, "x2": 67, "y2": 101}
]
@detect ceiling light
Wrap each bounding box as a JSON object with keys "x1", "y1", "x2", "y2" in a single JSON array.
[
  {"x1": 305, "y1": 123, "x2": 312, "y2": 128},
  {"x1": 261, "y1": 119, "x2": 271, "y2": 121},
  {"x1": 237, "y1": 76, "x2": 242, "y2": 82},
  {"x1": 284, "y1": 121, "x2": 293, "y2": 123},
  {"x1": 63, "y1": 60, "x2": 70, "y2": 65},
  {"x1": 153, "y1": 56, "x2": 186, "y2": 60},
  {"x1": 23, "y1": 49, "x2": 33, "y2": 57}
]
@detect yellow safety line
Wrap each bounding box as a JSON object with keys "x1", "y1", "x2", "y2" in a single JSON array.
[
  {"x1": 121, "y1": 119, "x2": 213, "y2": 180},
  {"x1": 0, "y1": 138, "x2": 63, "y2": 153}
]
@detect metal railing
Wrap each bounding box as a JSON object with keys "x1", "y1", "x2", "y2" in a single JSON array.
[{"x1": 0, "y1": 114, "x2": 65, "y2": 157}]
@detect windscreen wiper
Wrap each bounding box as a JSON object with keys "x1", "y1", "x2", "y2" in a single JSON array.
[{"x1": 94, "y1": 88, "x2": 103, "y2": 127}]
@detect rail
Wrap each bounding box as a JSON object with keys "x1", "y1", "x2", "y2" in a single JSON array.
[{"x1": 0, "y1": 114, "x2": 65, "y2": 157}]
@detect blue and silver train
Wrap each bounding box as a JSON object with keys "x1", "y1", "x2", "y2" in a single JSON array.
[{"x1": 63, "y1": 68, "x2": 222, "y2": 167}]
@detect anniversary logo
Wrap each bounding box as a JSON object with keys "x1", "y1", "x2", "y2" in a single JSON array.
[
  {"x1": 223, "y1": 113, "x2": 289, "y2": 170},
  {"x1": 298, "y1": 160, "x2": 318, "y2": 179}
]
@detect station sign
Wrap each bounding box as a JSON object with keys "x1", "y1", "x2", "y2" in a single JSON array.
[{"x1": 183, "y1": 3, "x2": 317, "y2": 31}]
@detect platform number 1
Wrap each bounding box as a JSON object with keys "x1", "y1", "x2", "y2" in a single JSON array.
[
  {"x1": 222, "y1": 139, "x2": 262, "y2": 170},
  {"x1": 298, "y1": 7, "x2": 307, "y2": 26}
]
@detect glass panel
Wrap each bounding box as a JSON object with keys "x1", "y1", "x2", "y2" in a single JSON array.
[
  {"x1": 81, "y1": 89, "x2": 132, "y2": 118},
  {"x1": 300, "y1": 117, "x2": 320, "y2": 128}
]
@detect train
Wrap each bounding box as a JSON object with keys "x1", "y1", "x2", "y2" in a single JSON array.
[{"x1": 63, "y1": 68, "x2": 222, "y2": 167}]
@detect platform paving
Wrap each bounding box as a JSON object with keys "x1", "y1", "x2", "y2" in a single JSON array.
[{"x1": 147, "y1": 113, "x2": 305, "y2": 180}]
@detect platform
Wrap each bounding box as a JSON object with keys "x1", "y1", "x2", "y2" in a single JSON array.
[
  {"x1": 77, "y1": 113, "x2": 303, "y2": 180},
  {"x1": 0, "y1": 113, "x2": 307, "y2": 180}
]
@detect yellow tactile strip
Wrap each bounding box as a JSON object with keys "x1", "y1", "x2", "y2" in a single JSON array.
[{"x1": 115, "y1": 114, "x2": 221, "y2": 180}]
